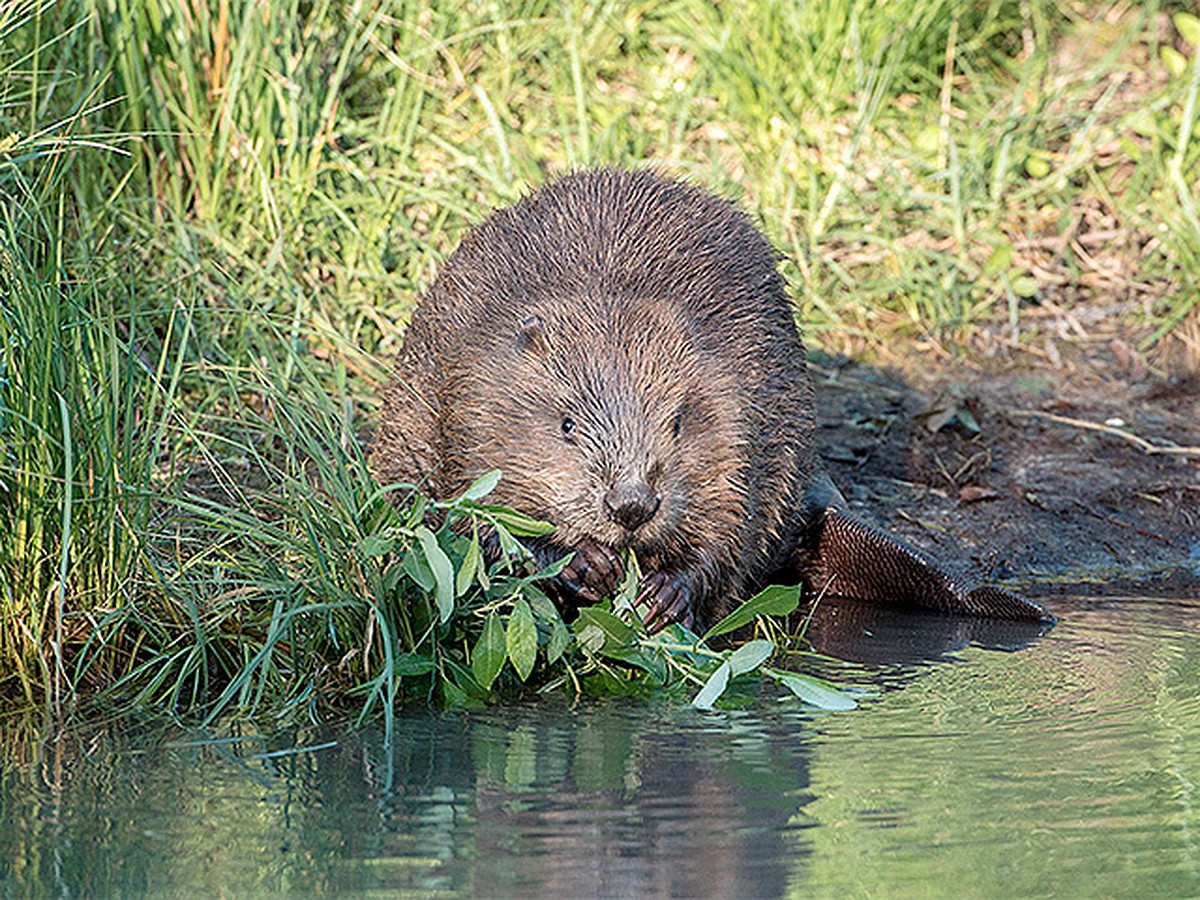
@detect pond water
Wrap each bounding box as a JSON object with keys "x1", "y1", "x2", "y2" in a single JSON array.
[{"x1": 2, "y1": 593, "x2": 1198, "y2": 898}]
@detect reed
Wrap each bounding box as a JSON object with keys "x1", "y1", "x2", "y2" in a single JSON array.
[{"x1": 0, "y1": 199, "x2": 184, "y2": 705}]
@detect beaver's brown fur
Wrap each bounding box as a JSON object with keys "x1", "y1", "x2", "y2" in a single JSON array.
[{"x1": 372, "y1": 168, "x2": 1053, "y2": 632}]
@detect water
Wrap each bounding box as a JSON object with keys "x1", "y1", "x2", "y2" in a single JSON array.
[{"x1": 2, "y1": 594, "x2": 1198, "y2": 898}]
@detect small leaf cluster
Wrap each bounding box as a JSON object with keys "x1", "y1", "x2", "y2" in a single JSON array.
[
  {"x1": 402, "y1": 479, "x2": 861, "y2": 713},
  {"x1": 350, "y1": 472, "x2": 859, "y2": 715}
]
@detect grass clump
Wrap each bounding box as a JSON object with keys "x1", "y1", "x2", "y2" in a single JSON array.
[{"x1": 0, "y1": 213, "x2": 180, "y2": 706}]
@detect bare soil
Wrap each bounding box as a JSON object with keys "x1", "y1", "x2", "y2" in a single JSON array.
[{"x1": 813, "y1": 344, "x2": 1200, "y2": 608}]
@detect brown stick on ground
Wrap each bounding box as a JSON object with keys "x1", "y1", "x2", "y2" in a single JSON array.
[{"x1": 1011, "y1": 409, "x2": 1200, "y2": 458}]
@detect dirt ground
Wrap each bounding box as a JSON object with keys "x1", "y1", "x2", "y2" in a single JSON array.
[{"x1": 812, "y1": 343, "x2": 1200, "y2": 607}]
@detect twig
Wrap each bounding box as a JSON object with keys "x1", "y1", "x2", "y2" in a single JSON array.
[
  {"x1": 1072, "y1": 499, "x2": 1170, "y2": 544},
  {"x1": 1011, "y1": 410, "x2": 1200, "y2": 458}
]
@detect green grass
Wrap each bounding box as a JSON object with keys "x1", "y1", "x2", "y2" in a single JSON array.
[
  {"x1": 2, "y1": 0, "x2": 1198, "y2": 719},
  {"x1": 0, "y1": 192, "x2": 175, "y2": 705}
]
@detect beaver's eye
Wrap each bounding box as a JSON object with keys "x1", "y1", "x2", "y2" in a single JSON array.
[
  {"x1": 561, "y1": 416, "x2": 577, "y2": 442},
  {"x1": 672, "y1": 409, "x2": 684, "y2": 438}
]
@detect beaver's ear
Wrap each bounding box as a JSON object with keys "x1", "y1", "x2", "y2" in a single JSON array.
[
  {"x1": 802, "y1": 507, "x2": 1055, "y2": 624},
  {"x1": 515, "y1": 314, "x2": 548, "y2": 355}
]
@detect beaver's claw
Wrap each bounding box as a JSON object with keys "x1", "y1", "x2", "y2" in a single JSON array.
[
  {"x1": 639, "y1": 572, "x2": 695, "y2": 634},
  {"x1": 557, "y1": 539, "x2": 624, "y2": 605}
]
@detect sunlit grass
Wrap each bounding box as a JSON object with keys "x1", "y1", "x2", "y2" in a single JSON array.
[{"x1": 0, "y1": 212, "x2": 186, "y2": 705}]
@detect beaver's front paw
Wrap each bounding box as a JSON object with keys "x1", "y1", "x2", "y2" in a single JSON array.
[
  {"x1": 638, "y1": 572, "x2": 695, "y2": 634},
  {"x1": 555, "y1": 539, "x2": 624, "y2": 606}
]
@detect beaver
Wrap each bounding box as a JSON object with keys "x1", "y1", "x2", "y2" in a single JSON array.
[{"x1": 371, "y1": 168, "x2": 1053, "y2": 632}]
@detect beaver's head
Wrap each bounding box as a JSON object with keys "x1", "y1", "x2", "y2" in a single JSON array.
[{"x1": 442, "y1": 293, "x2": 748, "y2": 569}]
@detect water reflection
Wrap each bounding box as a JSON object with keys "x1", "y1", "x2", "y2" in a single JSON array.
[
  {"x1": 371, "y1": 703, "x2": 816, "y2": 897},
  {"x1": 803, "y1": 594, "x2": 1054, "y2": 664},
  {"x1": 1, "y1": 594, "x2": 1198, "y2": 898}
]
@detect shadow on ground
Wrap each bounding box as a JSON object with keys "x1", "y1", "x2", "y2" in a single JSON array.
[{"x1": 812, "y1": 348, "x2": 1200, "y2": 608}]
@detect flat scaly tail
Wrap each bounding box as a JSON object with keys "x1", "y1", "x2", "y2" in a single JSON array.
[{"x1": 806, "y1": 507, "x2": 1055, "y2": 624}]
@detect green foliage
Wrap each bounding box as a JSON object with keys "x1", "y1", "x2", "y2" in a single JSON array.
[
  {"x1": 1142, "y1": 9, "x2": 1200, "y2": 348},
  {"x1": 14, "y1": 0, "x2": 1182, "y2": 350},
  {"x1": 0, "y1": 1, "x2": 176, "y2": 703},
  {"x1": 0, "y1": 232, "x2": 179, "y2": 704},
  {"x1": 12, "y1": 0, "x2": 1193, "y2": 355}
]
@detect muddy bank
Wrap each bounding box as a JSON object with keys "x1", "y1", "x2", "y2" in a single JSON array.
[{"x1": 813, "y1": 349, "x2": 1200, "y2": 606}]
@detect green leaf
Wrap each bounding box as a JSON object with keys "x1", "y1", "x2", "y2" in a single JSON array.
[
  {"x1": 605, "y1": 645, "x2": 669, "y2": 683},
  {"x1": 1162, "y1": 46, "x2": 1188, "y2": 80},
  {"x1": 528, "y1": 591, "x2": 560, "y2": 622},
  {"x1": 456, "y1": 533, "x2": 482, "y2": 597},
  {"x1": 394, "y1": 653, "x2": 437, "y2": 676},
  {"x1": 572, "y1": 607, "x2": 664, "y2": 679},
  {"x1": 982, "y1": 242, "x2": 1013, "y2": 279},
  {"x1": 401, "y1": 544, "x2": 435, "y2": 592},
  {"x1": 358, "y1": 534, "x2": 394, "y2": 557},
  {"x1": 481, "y1": 505, "x2": 557, "y2": 537},
  {"x1": 415, "y1": 526, "x2": 454, "y2": 623},
  {"x1": 400, "y1": 492, "x2": 429, "y2": 529},
  {"x1": 701, "y1": 583, "x2": 801, "y2": 642},
  {"x1": 613, "y1": 549, "x2": 642, "y2": 614},
  {"x1": 546, "y1": 617, "x2": 572, "y2": 664},
  {"x1": 493, "y1": 520, "x2": 524, "y2": 560},
  {"x1": 577, "y1": 622, "x2": 606, "y2": 654},
  {"x1": 767, "y1": 668, "x2": 858, "y2": 711},
  {"x1": 441, "y1": 680, "x2": 473, "y2": 709},
  {"x1": 439, "y1": 659, "x2": 489, "y2": 710},
  {"x1": 573, "y1": 607, "x2": 636, "y2": 652},
  {"x1": 441, "y1": 658, "x2": 489, "y2": 706},
  {"x1": 1175, "y1": 12, "x2": 1200, "y2": 49},
  {"x1": 472, "y1": 612, "x2": 507, "y2": 689},
  {"x1": 727, "y1": 639, "x2": 774, "y2": 676},
  {"x1": 506, "y1": 598, "x2": 538, "y2": 681},
  {"x1": 527, "y1": 553, "x2": 572, "y2": 580},
  {"x1": 1010, "y1": 275, "x2": 1039, "y2": 298},
  {"x1": 692, "y1": 661, "x2": 731, "y2": 710},
  {"x1": 461, "y1": 469, "x2": 501, "y2": 501}
]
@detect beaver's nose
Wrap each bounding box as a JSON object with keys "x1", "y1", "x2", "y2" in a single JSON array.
[{"x1": 604, "y1": 481, "x2": 661, "y2": 532}]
